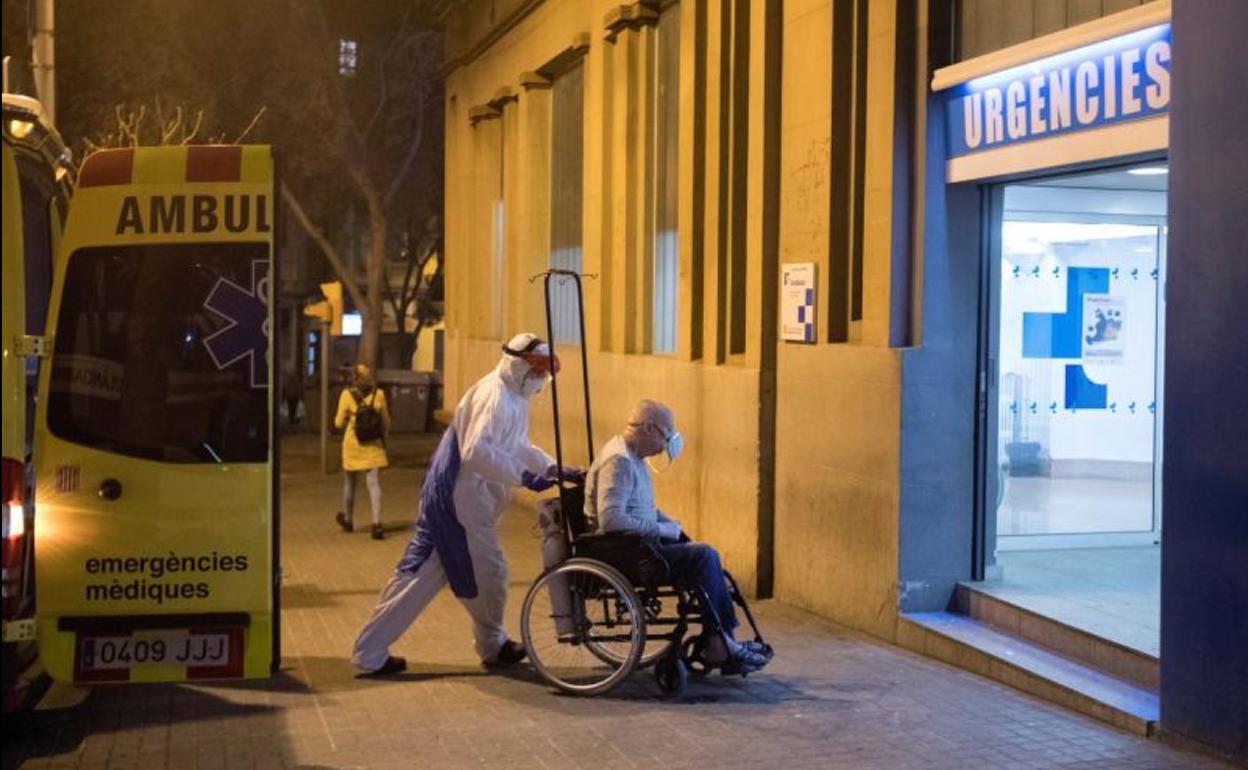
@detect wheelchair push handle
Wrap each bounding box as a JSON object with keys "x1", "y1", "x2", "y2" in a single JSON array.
[{"x1": 533, "y1": 269, "x2": 597, "y2": 488}]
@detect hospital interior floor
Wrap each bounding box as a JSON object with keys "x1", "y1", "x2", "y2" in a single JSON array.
[{"x1": 975, "y1": 545, "x2": 1161, "y2": 657}]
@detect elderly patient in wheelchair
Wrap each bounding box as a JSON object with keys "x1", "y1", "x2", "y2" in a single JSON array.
[{"x1": 584, "y1": 399, "x2": 773, "y2": 674}]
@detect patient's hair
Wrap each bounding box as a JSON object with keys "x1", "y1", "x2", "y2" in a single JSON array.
[{"x1": 628, "y1": 399, "x2": 674, "y2": 433}]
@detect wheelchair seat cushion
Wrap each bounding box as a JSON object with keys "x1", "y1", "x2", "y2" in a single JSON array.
[{"x1": 572, "y1": 531, "x2": 670, "y2": 583}]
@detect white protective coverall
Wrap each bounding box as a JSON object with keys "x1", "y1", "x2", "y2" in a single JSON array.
[{"x1": 352, "y1": 341, "x2": 555, "y2": 670}]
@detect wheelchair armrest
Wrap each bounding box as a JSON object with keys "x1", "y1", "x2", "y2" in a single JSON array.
[{"x1": 572, "y1": 531, "x2": 670, "y2": 583}]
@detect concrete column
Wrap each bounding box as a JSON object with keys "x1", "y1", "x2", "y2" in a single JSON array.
[
  {"x1": 701, "y1": 0, "x2": 728, "y2": 364},
  {"x1": 444, "y1": 87, "x2": 467, "y2": 394},
  {"x1": 632, "y1": 22, "x2": 657, "y2": 354},
  {"x1": 495, "y1": 92, "x2": 521, "y2": 336},
  {"x1": 581, "y1": 39, "x2": 608, "y2": 355},
  {"x1": 607, "y1": 25, "x2": 639, "y2": 353},
  {"x1": 677, "y1": 0, "x2": 706, "y2": 362},
  {"x1": 1160, "y1": 0, "x2": 1248, "y2": 755},
  {"x1": 584, "y1": 37, "x2": 611, "y2": 353},
  {"x1": 515, "y1": 74, "x2": 554, "y2": 338},
  {"x1": 860, "y1": 0, "x2": 898, "y2": 347},
  {"x1": 469, "y1": 111, "x2": 503, "y2": 339},
  {"x1": 743, "y1": 0, "x2": 781, "y2": 371}
]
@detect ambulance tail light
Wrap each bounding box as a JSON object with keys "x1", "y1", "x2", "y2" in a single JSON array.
[
  {"x1": 2, "y1": 457, "x2": 27, "y2": 619},
  {"x1": 2, "y1": 458, "x2": 23, "y2": 541}
]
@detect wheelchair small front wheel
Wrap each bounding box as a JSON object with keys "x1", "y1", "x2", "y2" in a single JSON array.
[
  {"x1": 521, "y1": 558, "x2": 645, "y2": 696},
  {"x1": 682, "y1": 635, "x2": 711, "y2": 678},
  {"x1": 654, "y1": 656, "x2": 688, "y2": 696}
]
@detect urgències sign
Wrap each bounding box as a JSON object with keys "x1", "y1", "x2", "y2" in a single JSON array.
[{"x1": 946, "y1": 24, "x2": 1171, "y2": 158}]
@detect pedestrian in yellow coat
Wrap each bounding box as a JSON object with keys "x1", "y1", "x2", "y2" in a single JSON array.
[{"x1": 335, "y1": 364, "x2": 391, "y2": 540}]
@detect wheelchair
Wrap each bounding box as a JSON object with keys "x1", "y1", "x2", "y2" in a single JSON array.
[
  {"x1": 520, "y1": 482, "x2": 771, "y2": 697},
  {"x1": 522, "y1": 269, "x2": 770, "y2": 696}
]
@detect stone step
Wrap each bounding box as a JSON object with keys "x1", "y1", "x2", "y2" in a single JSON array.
[
  {"x1": 899, "y1": 611, "x2": 1159, "y2": 736},
  {"x1": 955, "y1": 582, "x2": 1159, "y2": 689}
]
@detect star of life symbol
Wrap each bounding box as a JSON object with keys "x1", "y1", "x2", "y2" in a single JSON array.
[{"x1": 203, "y1": 260, "x2": 270, "y2": 388}]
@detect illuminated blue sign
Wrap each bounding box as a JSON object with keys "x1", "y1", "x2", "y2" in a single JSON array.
[{"x1": 947, "y1": 24, "x2": 1171, "y2": 158}]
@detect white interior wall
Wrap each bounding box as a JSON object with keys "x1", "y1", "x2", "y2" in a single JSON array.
[{"x1": 999, "y1": 184, "x2": 1166, "y2": 470}]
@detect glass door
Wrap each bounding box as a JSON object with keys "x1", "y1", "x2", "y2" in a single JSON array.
[{"x1": 990, "y1": 164, "x2": 1168, "y2": 551}]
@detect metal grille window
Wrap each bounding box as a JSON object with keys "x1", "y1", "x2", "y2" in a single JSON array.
[
  {"x1": 652, "y1": 3, "x2": 680, "y2": 354},
  {"x1": 549, "y1": 62, "x2": 585, "y2": 344},
  {"x1": 338, "y1": 39, "x2": 358, "y2": 77}
]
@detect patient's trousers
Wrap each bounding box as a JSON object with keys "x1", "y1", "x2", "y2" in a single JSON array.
[{"x1": 656, "y1": 542, "x2": 738, "y2": 635}]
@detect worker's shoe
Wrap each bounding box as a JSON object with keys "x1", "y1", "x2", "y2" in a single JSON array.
[
  {"x1": 362, "y1": 655, "x2": 406, "y2": 677},
  {"x1": 484, "y1": 640, "x2": 527, "y2": 668},
  {"x1": 370, "y1": 523, "x2": 385, "y2": 540},
  {"x1": 335, "y1": 512, "x2": 353, "y2": 533}
]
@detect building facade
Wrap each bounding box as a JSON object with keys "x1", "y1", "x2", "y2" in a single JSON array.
[{"x1": 439, "y1": 0, "x2": 1245, "y2": 755}]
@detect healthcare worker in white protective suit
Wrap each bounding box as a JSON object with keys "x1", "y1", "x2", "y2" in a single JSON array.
[{"x1": 352, "y1": 333, "x2": 580, "y2": 675}]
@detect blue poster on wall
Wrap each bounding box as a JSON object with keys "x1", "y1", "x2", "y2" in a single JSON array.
[{"x1": 946, "y1": 23, "x2": 1171, "y2": 159}]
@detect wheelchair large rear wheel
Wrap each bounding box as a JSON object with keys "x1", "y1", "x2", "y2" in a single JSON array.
[{"x1": 521, "y1": 559, "x2": 645, "y2": 696}]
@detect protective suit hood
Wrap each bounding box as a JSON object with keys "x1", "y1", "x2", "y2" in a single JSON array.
[{"x1": 497, "y1": 332, "x2": 554, "y2": 398}]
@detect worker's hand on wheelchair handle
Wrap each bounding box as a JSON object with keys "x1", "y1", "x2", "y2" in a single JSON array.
[
  {"x1": 543, "y1": 464, "x2": 586, "y2": 483},
  {"x1": 521, "y1": 470, "x2": 557, "y2": 493}
]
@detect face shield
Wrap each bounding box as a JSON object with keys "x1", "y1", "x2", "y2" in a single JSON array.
[{"x1": 501, "y1": 334, "x2": 560, "y2": 397}]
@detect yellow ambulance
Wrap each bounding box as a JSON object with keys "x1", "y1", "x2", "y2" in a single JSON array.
[
  {"x1": 33, "y1": 145, "x2": 279, "y2": 683},
  {"x1": 3, "y1": 93, "x2": 73, "y2": 709}
]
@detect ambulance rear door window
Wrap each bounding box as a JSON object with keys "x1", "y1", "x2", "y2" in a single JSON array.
[{"x1": 48, "y1": 243, "x2": 270, "y2": 463}]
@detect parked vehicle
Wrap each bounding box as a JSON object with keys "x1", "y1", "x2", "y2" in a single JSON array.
[
  {"x1": 32, "y1": 144, "x2": 280, "y2": 684},
  {"x1": 2, "y1": 93, "x2": 73, "y2": 713}
]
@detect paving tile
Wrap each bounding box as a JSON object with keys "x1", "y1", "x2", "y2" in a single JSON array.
[{"x1": 0, "y1": 436, "x2": 1234, "y2": 770}]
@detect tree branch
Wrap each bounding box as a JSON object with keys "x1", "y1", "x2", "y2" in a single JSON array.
[
  {"x1": 235, "y1": 106, "x2": 267, "y2": 143},
  {"x1": 361, "y1": 5, "x2": 414, "y2": 141},
  {"x1": 180, "y1": 110, "x2": 204, "y2": 144},
  {"x1": 281, "y1": 182, "x2": 367, "y2": 310},
  {"x1": 383, "y1": 80, "x2": 426, "y2": 208}
]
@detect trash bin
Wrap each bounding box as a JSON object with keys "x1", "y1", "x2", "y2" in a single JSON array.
[{"x1": 377, "y1": 369, "x2": 435, "y2": 433}]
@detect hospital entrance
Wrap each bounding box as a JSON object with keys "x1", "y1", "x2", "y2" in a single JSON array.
[{"x1": 977, "y1": 160, "x2": 1168, "y2": 659}]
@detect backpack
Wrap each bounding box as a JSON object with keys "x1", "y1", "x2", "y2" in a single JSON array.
[{"x1": 352, "y1": 390, "x2": 385, "y2": 443}]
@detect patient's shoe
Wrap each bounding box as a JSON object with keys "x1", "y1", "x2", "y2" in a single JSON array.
[
  {"x1": 484, "y1": 640, "x2": 528, "y2": 668},
  {"x1": 721, "y1": 638, "x2": 772, "y2": 676},
  {"x1": 741, "y1": 639, "x2": 773, "y2": 657}
]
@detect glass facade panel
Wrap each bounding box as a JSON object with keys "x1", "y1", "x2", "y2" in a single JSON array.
[{"x1": 994, "y1": 165, "x2": 1167, "y2": 542}]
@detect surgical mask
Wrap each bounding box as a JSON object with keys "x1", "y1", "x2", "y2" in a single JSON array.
[
  {"x1": 646, "y1": 429, "x2": 684, "y2": 473},
  {"x1": 665, "y1": 431, "x2": 684, "y2": 461},
  {"x1": 521, "y1": 372, "x2": 548, "y2": 397}
]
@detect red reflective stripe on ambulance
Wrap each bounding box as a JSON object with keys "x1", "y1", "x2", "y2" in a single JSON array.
[
  {"x1": 77, "y1": 148, "x2": 134, "y2": 187},
  {"x1": 186, "y1": 145, "x2": 243, "y2": 183}
]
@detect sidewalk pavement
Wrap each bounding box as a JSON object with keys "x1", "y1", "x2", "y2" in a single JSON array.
[{"x1": 1, "y1": 434, "x2": 1234, "y2": 770}]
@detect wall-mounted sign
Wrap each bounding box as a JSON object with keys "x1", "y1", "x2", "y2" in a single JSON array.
[
  {"x1": 946, "y1": 23, "x2": 1171, "y2": 159},
  {"x1": 780, "y1": 263, "x2": 816, "y2": 343}
]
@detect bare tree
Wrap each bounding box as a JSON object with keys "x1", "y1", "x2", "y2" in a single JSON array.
[
  {"x1": 54, "y1": 0, "x2": 444, "y2": 369},
  {"x1": 77, "y1": 98, "x2": 262, "y2": 159},
  {"x1": 274, "y1": 3, "x2": 442, "y2": 368},
  {"x1": 388, "y1": 214, "x2": 444, "y2": 367}
]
